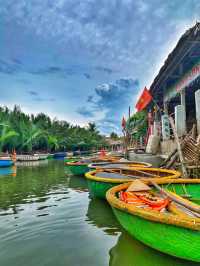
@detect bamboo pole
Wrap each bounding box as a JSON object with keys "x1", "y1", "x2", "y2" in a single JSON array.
[{"x1": 169, "y1": 116, "x2": 188, "y2": 178}]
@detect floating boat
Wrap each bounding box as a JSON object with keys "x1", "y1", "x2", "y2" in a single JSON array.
[
  {"x1": 65, "y1": 161, "x2": 90, "y2": 176},
  {"x1": 106, "y1": 180, "x2": 200, "y2": 262},
  {"x1": 88, "y1": 161, "x2": 152, "y2": 170},
  {"x1": 85, "y1": 168, "x2": 181, "y2": 199},
  {"x1": 53, "y1": 152, "x2": 67, "y2": 158},
  {"x1": 0, "y1": 156, "x2": 14, "y2": 167},
  {"x1": 64, "y1": 156, "x2": 82, "y2": 163}
]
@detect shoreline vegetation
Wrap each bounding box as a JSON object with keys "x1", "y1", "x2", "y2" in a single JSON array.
[{"x1": 0, "y1": 105, "x2": 108, "y2": 154}]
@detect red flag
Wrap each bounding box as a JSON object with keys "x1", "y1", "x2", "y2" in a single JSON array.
[
  {"x1": 135, "y1": 87, "x2": 152, "y2": 112},
  {"x1": 121, "y1": 116, "x2": 126, "y2": 129}
]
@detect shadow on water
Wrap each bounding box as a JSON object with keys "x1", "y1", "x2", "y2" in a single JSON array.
[
  {"x1": 68, "y1": 175, "x2": 88, "y2": 193},
  {"x1": 86, "y1": 197, "x2": 120, "y2": 235},
  {"x1": 109, "y1": 230, "x2": 199, "y2": 266}
]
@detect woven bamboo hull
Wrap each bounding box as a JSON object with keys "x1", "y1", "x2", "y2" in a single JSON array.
[
  {"x1": 112, "y1": 207, "x2": 200, "y2": 262},
  {"x1": 67, "y1": 164, "x2": 89, "y2": 176}
]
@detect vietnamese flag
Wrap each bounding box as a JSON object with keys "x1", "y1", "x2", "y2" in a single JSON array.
[
  {"x1": 135, "y1": 87, "x2": 152, "y2": 112},
  {"x1": 121, "y1": 116, "x2": 126, "y2": 129}
]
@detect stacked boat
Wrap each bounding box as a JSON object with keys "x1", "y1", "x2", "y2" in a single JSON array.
[
  {"x1": 64, "y1": 154, "x2": 125, "y2": 176},
  {"x1": 65, "y1": 152, "x2": 199, "y2": 263}
]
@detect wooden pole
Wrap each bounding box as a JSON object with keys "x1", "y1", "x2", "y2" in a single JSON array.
[{"x1": 169, "y1": 116, "x2": 188, "y2": 178}]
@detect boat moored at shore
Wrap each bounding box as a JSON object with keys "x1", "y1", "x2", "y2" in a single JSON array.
[{"x1": 106, "y1": 180, "x2": 200, "y2": 262}]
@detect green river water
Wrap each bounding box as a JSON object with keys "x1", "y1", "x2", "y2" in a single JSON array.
[{"x1": 0, "y1": 160, "x2": 198, "y2": 266}]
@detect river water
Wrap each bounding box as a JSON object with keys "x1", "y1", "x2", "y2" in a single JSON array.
[{"x1": 0, "y1": 160, "x2": 198, "y2": 266}]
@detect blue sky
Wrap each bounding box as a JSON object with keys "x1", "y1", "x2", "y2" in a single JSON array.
[{"x1": 0, "y1": 0, "x2": 200, "y2": 134}]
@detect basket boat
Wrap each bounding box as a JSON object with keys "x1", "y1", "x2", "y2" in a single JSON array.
[
  {"x1": 64, "y1": 156, "x2": 82, "y2": 163},
  {"x1": 65, "y1": 162, "x2": 90, "y2": 176},
  {"x1": 106, "y1": 180, "x2": 200, "y2": 262},
  {"x1": 85, "y1": 168, "x2": 181, "y2": 199}
]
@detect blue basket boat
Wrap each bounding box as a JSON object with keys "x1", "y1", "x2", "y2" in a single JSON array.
[{"x1": 0, "y1": 158, "x2": 14, "y2": 167}]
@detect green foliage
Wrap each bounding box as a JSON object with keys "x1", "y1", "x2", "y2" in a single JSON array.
[
  {"x1": 0, "y1": 122, "x2": 18, "y2": 152},
  {"x1": 126, "y1": 111, "x2": 148, "y2": 141},
  {"x1": 0, "y1": 105, "x2": 107, "y2": 152}
]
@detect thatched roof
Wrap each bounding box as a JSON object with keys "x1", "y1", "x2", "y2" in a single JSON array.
[{"x1": 149, "y1": 22, "x2": 200, "y2": 105}]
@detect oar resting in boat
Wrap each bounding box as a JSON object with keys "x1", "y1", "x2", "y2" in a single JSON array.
[{"x1": 106, "y1": 180, "x2": 200, "y2": 262}]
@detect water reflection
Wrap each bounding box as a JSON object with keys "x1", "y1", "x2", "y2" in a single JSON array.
[
  {"x1": 0, "y1": 166, "x2": 17, "y2": 177},
  {"x1": 68, "y1": 176, "x2": 88, "y2": 193},
  {"x1": 86, "y1": 198, "x2": 120, "y2": 235},
  {"x1": 109, "y1": 231, "x2": 199, "y2": 266},
  {"x1": 0, "y1": 160, "x2": 69, "y2": 212},
  {"x1": 16, "y1": 160, "x2": 48, "y2": 167}
]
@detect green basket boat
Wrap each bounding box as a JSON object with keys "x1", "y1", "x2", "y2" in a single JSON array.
[
  {"x1": 64, "y1": 156, "x2": 82, "y2": 163},
  {"x1": 65, "y1": 162, "x2": 90, "y2": 176},
  {"x1": 106, "y1": 180, "x2": 200, "y2": 262},
  {"x1": 85, "y1": 168, "x2": 181, "y2": 199}
]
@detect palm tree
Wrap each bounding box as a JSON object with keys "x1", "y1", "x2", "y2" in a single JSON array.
[
  {"x1": 47, "y1": 135, "x2": 59, "y2": 151},
  {"x1": 0, "y1": 123, "x2": 18, "y2": 152},
  {"x1": 21, "y1": 124, "x2": 45, "y2": 152}
]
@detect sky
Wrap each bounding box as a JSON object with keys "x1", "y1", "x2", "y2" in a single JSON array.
[{"x1": 0, "y1": 0, "x2": 200, "y2": 135}]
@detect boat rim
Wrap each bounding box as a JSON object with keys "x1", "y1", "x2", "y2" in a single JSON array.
[{"x1": 85, "y1": 168, "x2": 181, "y2": 183}]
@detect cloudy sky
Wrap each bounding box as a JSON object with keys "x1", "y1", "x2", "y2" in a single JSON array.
[{"x1": 0, "y1": 0, "x2": 200, "y2": 134}]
